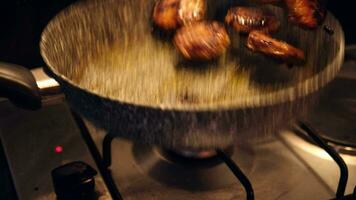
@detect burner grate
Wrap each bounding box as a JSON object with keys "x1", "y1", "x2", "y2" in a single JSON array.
[
  {"x1": 102, "y1": 134, "x2": 114, "y2": 169},
  {"x1": 216, "y1": 149, "x2": 254, "y2": 200},
  {"x1": 297, "y1": 121, "x2": 348, "y2": 199},
  {"x1": 70, "y1": 109, "x2": 355, "y2": 200},
  {"x1": 70, "y1": 111, "x2": 123, "y2": 200}
]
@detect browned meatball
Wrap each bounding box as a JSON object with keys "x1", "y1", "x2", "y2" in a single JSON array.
[
  {"x1": 285, "y1": 0, "x2": 326, "y2": 29},
  {"x1": 152, "y1": 0, "x2": 180, "y2": 30},
  {"x1": 173, "y1": 22, "x2": 230, "y2": 60},
  {"x1": 152, "y1": 0, "x2": 206, "y2": 31},
  {"x1": 247, "y1": 31, "x2": 305, "y2": 64},
  {"x1": 225, "y1": 7, "x2": 280, "y2": 34}
]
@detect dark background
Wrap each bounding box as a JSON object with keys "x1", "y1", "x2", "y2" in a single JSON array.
[{"x1": 0, "y1": 0, "x2": 354, "y2": 68}]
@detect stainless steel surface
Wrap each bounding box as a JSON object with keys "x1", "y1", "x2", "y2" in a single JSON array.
[
  {"x1": 280, "y1": 130, "x2": 356, "y2": 196},
  {"x1": 31, "y1": 68, "x2": 64, "y2": 106},
  {"x1": 31, "y1": 68, "x2": 60, "y2": 94},
  {"x1": 0, "y1": 101, "x2": 110, "y2": 200}
]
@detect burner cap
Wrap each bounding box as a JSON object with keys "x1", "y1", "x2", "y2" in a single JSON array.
[
  {"x1": 132, "y1": 143, "x2": 254, "y2": 191},
  {"x1": 160, "y1": 146, "x2": 234, "y2": 161},
  {"x1": 168, "y1": 149, "x2": 218, "y2": 159}
]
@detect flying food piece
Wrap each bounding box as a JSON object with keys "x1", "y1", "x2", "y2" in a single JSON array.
[
  {"x1": 225, "y1": 7, "x2": 280, "y2": 34},
  {"x1": 247, "y1": 31, "x2": 305, "y2": 64},
  {"x1": 178, "y1": 0, "x2": 206, "y2": 25},
  {"x1": 173, "y1": 22, "x2": 230, "y2": 60},
  {"x1": 152, "y1": 0, "x2": 206, "y2": 31},
  {"x1": 284, "y1": 0, "x2": 326, "y2": 29}
]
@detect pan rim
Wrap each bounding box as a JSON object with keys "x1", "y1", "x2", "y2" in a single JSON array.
[{"x1": 39, "y1": 1, "x2": 345, "y2": 112}]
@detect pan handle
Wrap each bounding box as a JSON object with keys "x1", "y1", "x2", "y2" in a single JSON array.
[{"x1": 0, "y1": 62, "x2": 41, "y2": 110}]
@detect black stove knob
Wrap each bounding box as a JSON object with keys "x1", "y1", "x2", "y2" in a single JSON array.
[{"x1": 51, "y1": 161, "x2": 98, "y2": 200}]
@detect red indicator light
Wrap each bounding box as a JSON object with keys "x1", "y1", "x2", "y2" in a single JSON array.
[{"x1": 55, "y1": 146, "x2": 63, "y2": 154}]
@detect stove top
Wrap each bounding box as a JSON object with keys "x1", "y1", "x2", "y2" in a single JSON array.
[
  {"x1": 1, "y1": 59, "x2": 356, "y2": 200},
  {"x1": 83, "y1": 120, "x2": 339, "y2": 200},
  {"x1": 0, "y1": 99, "x2": 355, "y2": 200}
]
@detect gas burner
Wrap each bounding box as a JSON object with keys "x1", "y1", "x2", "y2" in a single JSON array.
[
  {"x1": 158, "y1": 146, "x2": 234, "y2": 162},
  {"x1": 80, "y1": 116, "x2": 340, "y2": 200},
  {"x1": 162, "y1": 148, "x2": 221, "y2": 160},
  {"x1": 131, "y1": 143, "x2": 253, "y2": 191}
]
